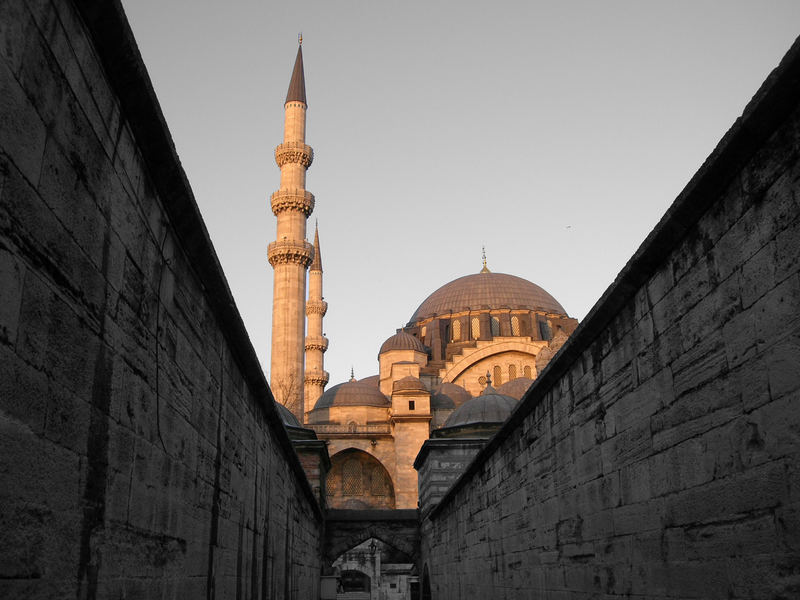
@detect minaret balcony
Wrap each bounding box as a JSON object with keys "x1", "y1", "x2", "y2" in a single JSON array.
[
  {"x1": 275, "y1": 141, "x2": 313, "y2": 168},
  {"x1": 304, "y1": 369, "x2": 330, "y2": 386},
  {"x1": 305, "y1": 335, "x2": 329, "y2": 352},
  {"x1": 306, "y1": 300, "x2": 328, "y2": 316},
  {"x1": 267, "y1": 239, "x2": 314, "y2": 267},
  {"x1": 270, "y1": 189, "x2": 315, "y2": 216}
]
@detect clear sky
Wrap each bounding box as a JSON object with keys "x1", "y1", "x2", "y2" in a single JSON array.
[{"x1": 120, "y1": 1, "x2": 800, "y2": 386}]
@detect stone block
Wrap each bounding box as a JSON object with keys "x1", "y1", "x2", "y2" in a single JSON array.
[
  {"x1": 754, "y1": 273, "x2": 800, "y2": 352},
  {"x1": 649, "y1": 437, "x2": 715, "y2": 497},
  {"x1": 0, "y1": 55, "x2": 45, "y2": 185},
  {"x1": 775, "y1": 212, "x2": 800, "y2": 282},
  {"x1": 612, "y1": 499, "x2": 664, "y2": 536},
  {"x1": 0, "y1": 343, "x2": 47, "y2": 434},
  {"x1": 0, "y1": 247, "x2": 24, "y2": 346},
  {"x1": 665, "y1": 460, "x2": 786, "y2": 526},
  {"x1": 766, "y1": 332, "x2": 800, "y2": 401}
]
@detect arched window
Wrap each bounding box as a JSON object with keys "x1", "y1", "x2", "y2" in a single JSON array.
[
  {"x1": 491, "y1": 316, "x2": 500, "y2": 337},
  {"x1": 523, "y1": 365, "x2": 532, "y2": 379},
  {"x1": 421, "y1": 325, "x2": 427, "y2": 338},
  {"x1": 343, "y1": 459, "x2": 362, "y2": 496},
  {"x1": 471, "y1": 316, "x2": 480, "y2": 340},
  {"x1": 452, "y1": 319, "x2": 461, "y2": 342},
  {"x1": 493, "y1": 365, "x2": 502, "y2": 386},
  {"x1": 511, "y1": 315, "x2": 520, "y2": 336},
  {"x1": 509, "y1": 364, "x2": 517, "y2": 380}
]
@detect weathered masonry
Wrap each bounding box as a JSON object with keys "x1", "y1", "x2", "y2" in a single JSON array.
[
  {"x1": 419, "y1": 37, "x2": 800, "y2": 599},
  {"x1": 0, "y1": 1, "x2": 322, "y2": 598}
]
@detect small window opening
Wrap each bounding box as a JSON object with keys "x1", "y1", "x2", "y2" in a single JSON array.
[{"x1": 408, "y1": 400, "x2": 415, "y2": 411}]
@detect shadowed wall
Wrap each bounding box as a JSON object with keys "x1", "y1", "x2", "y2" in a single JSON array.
[
  {"x1": 421, "y1": 37, "x2": 800, "y2": 600},
  {"x1": 0, "y1": 1, "x2": 322, "y2": 598}
]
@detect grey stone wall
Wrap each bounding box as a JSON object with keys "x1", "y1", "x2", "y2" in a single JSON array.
[
  {"x1": 0, "y1": 2, "x2": 322, "y2": 598},
  {"x1": 421, "y1": 39, "x2": 800, "y2": 599}
]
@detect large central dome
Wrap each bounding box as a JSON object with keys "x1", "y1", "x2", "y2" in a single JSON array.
[{"x1": 408, "y1": 272, "x2": 566, "y2": 324}]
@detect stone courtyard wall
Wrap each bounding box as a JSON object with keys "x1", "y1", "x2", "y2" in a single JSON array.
[
  {"x1": 0, "y1": 2, "x2": 322, "y2": 598},
  {"x1": 422, "y1": 38, "x2": 800, "y2": 599}
]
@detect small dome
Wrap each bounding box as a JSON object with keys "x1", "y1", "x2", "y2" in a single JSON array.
[
  {"x1": 392, "y1": 376, "x2": 427, "y2": 394},
  {"x1": 431, "y1": 382, "x2": 472, "y2": 409},
  {"x1": 408, "y1": 272, "x2": 566, "y2": 324},
  {"x1": 275, "y1": 401, "x2": 301, "y2": 428},
  {"x1": 379, "y1": 330, "x2": 426, "y2": 355},
  {"x1": 495, "y1": 377, "x2": 535, "y2": 401},
  {"x1": 313, "y1": 380, "x2": 390, "y2": 410},
  {"x1": 443, "y1": 386, "x2": 518, "y2": 429}
]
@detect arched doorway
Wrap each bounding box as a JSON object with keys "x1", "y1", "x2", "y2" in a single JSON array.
[
  {"x1": 326, "y1": 449, "x2": 395, "y2": 509},
  {"x1": 340, "y1": 569, "x2": 370, "y2": 593}
]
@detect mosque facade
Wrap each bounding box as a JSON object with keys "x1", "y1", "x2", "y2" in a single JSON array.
[{"x1": 269, "y1": 43, "x2": 578, "y2": 511}]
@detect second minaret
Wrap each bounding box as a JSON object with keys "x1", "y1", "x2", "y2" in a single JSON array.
[
  {"x1": 269, "y1": 41, "x2": 314, "y2": 422},
  {"x1": 304, "y1": 225, "x2": 329, "y2": 414}
]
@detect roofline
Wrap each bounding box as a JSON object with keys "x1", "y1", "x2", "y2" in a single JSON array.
[
  {"x1": 430, "y1": 34, "x2": 800, "y2": 520},
  {"x1": 73, "y1": 0, "x2": 323, "y2": 522}
]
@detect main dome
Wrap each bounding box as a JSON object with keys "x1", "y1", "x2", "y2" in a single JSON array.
[{"x1": 408, "y1": 272, "x2": 566, "y2": 324}]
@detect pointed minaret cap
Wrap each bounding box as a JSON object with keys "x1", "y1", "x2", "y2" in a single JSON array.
[
  {"x1": 285, "y1": 39, "x2": 307, "y2": 105},
  {"x1": 311, "y1": 223, "x2": 322, "y2": 271}
]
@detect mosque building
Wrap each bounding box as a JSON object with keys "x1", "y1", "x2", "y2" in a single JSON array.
[{"x1": 268, "y1": 41, "x2": 579, "y2": 512}]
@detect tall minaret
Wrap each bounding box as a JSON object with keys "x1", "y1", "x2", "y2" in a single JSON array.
[
  {"x1": 269, "y1": 38, "x2": 315, "y2": 422},
  {"x1": 304, "y1": 224, "x2": 329, "y2": 414}
]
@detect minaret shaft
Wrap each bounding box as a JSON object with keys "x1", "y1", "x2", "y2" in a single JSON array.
[{"x1": 269, "y1": 45, "x2": 313, "y2": 423}]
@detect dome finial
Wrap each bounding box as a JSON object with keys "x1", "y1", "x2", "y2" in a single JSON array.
[
  {"x1": 298, "y1": 32, "x2": 303, "y2": 45},
  {"x1": 485, "y1": 370, "x2": 492, "y2": 387},
  {"x1": 349, "y1": 366, "x2": 356, "y2": 382},
  {"x1": 480, "y1": 246, "x2": 490, "y2": 273}
]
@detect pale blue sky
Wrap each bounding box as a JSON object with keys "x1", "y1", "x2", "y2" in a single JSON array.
[{"x1": 121, "y1": 1, "x2": 800, "y2": 385}]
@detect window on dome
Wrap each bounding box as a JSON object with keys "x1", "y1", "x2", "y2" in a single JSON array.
[
  {"x1": 408, "y1": 400, "x2": 415, "y2": 411},
  {"x1": 509, "y1": 364, "x2": 517, "y2": 380},
  {"x1": 491, "y1": 316, "x2": 500, "y2": 337},
  {"x1": 471, "y1": 317, "x2": 480, "y2": 340},
  {"x1": 523, "y1": 365, "x2": 532, "y2": 379},
  {"x1": 452, "y1": 319, "x2": 462, "y2": 342},
  {"x1": 511, "y1": 315, "x2": 520, "y2": 336},
  {"x1": 421, "y1": 325, "x2": 427, "y2": 339},
  {"x1": 493, "y1": 365, "x2": 502, "y2": 386}
]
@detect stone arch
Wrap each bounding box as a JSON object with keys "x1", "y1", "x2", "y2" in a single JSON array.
[
  {"x1": 324, "y1": 521, "x2": 418, "y2": 569},
  {"x1": 440, "y1": 339, "x2": 545, "y2": 384},
  {"x1": 326, "y1": 448, "x2": 395, "y2": 509}
]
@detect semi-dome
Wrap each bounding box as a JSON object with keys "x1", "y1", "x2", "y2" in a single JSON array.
[
  {"x1": 380, "y1": 330, "x2": 426, "y2": 355},
  {"x1": 442, "y1": 386, "x2": 518, "y2": 429},
  {"x1": 408, "y1": 272, "x2": 566, "y2": 324},
  {"x1": 431, "y1": 382, "x2": 472, "y2": 409},
  {"x1": 313, "y1": 380, "x2": 390, "y2": 410},
  {"x1": 392, "y1": 375, "x2": 427, "y2": 394},
  {"x1": 496, "y1": 377, "x2": 535, "y2": 401}
]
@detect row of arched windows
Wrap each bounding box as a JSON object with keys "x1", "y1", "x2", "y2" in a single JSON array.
[
  {"x1": 480, "y1": 364, "x2": 533, "y2": 386},
  {"x1": 449, "y1": 315, "x2": 530, "y2": 342}
]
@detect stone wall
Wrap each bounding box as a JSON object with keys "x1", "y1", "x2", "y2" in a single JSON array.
[
  {"x1": 0, "y1": 1, "x2": 322, "y2": 598},
  {"x1": 421, "y1": 38, "x2": 800, "y2": 599}
]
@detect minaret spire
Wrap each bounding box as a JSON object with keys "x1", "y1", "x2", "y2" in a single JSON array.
[
  {"x1": 269, "y1": 43, "x2": 316, "y2": 422},
  {"x1": 304, "y1": 222, "x2": 329, "y2": 412},
  {"x1": 285, "y1": 39, "x2": 307, "y2": 105}
]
